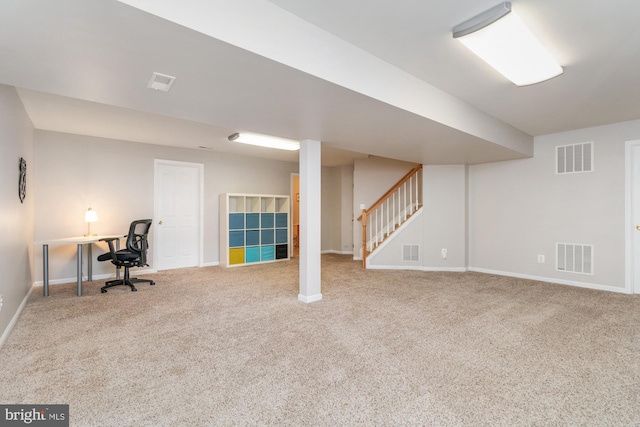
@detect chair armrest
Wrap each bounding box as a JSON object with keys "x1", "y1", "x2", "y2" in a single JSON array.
[
  {"x1": 139, "y1": 235, "x2": 149, "y2": 265},
  {"x1": 98, "y1": 237, "x2": 121, "y2": 262}
]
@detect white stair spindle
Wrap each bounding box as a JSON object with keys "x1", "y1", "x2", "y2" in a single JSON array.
[
  {"x1": 403, "y1": 182, "x2": 407, "y2": 221},
  {"x1": 411, "y1": 173, "x2": 414, "y2": 211},
  {"x1": 415, "y1": 171, "x2": 420, "y2": 210}
]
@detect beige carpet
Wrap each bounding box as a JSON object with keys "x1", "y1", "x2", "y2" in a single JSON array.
[{"x1": 1, "y1": 254, "x2": 640, "y2": 426}]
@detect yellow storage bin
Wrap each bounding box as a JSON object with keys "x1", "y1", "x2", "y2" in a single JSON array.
[{"x1": 229, "y1": 248, "x2": 245, "y2": 265}]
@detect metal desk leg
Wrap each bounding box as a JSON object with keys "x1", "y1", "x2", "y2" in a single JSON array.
[
  {"x1": 77, "y1": 243, "x2": 83, "y2": 297},
  {"x1": 88, "y1": 244, "x2": 93, "y2": 281},
  {"x1": 116, "y1": 240, "x2": 121, "y2": 280},
  {"x1": 43, "y1": 244, "x2": 49, "y2": 297}
]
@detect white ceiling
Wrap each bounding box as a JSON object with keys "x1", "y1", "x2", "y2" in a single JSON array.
[{"x1": 2, "y1": 0, "x2": 640, "y2": 166}]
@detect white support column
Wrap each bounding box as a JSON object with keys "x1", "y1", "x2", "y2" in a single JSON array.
[{"x1": 299, "y1": 139, "x2": 322, "y2": 303}]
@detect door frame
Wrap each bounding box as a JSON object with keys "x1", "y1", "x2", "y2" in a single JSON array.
[
  {"x1": 291, "y1": 172, "x2": 299, "y2": 257},
  {"x1": 153, "y1": 159, "x2": 204, "y2": 270},
  {"x1": 625, "y1": 140, "x2": 640, "y2": 293}
]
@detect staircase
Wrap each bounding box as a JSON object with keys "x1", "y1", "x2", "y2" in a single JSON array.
[{"x1": 358, "y1": 165, "x2": 423, "y2": 267}]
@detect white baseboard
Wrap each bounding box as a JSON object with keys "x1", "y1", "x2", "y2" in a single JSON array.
[
  {"x1": 469, "y1": 267, "x2": 630, "y2": 294},
  {"x1": 423, "y1": 267, "x2": 468, "y2": 272},
  {"x1": 366, "y1": 264, "x2": 423, "y2": 271},
  {"x1": 33, "y1": 268, "x2": 157, "y2": 287},
  {"x1": 366, "y1": 264, "x2": 467, "y2": 272},
  {"x1": 201, "y1": 261, "x2": 220, "y2": 267},
  {"x1": 321, "y1": 250, "x2": 354, "y2": 255},
  {"x1": 361, "y1": 264, "x2": 626, "y2": 293},
  {"x1": 298, "y1": 293, "x2": 322, "y2": 303},
  {"x1": 0, "y1": 286, "x2": 33, "y2": 349}
]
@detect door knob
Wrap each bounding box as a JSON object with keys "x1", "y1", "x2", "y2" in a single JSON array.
[
  {"x1": 159, "y1": 220, "x2": 163, "y2": 225},
  {"x1": 637, "y1": 225, "x2": 640, "y2": 231}
]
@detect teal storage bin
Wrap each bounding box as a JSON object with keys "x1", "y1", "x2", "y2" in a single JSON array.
[
  {"x1": 261, "y1": 245, "x2": 275, "y2": 261},
  {"x1": 246, "y1": 247, "x2": 260, "y2": 263}
]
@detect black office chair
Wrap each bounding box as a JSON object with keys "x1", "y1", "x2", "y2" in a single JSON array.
[{"x1": 98, "y1": 219, "x2": 155, "y2": 293}]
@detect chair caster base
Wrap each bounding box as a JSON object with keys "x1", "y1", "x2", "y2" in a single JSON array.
[{"x1": 100, "y1": 277, "x2": 151, "y2": 294}]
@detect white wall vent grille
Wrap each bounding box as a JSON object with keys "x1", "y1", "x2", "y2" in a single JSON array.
[
  {"x1": 147, "y1": 72, "x2": 176, "y2": 92},
  {"x1": 402, "y1": 245, "x2": 420, "y2": 262},
  {"x1": 556, "y1": 243, "x2": 593, "y2": 275},
  {"x1": 557, "y1": 142, "x2": 593, "y2": 174}
]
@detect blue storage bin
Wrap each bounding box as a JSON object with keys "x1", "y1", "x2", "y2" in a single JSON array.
[
  {"x1": 275, "y1": 213, "x2": 288, "y2": 228},
  {"x1": 261, "y1": 229, "x2": 274, "y2": 244},
  {"x1": 275, "y1": 228, "x2": 287, "y2": 244},
  {"x1": 229, "y1": 230, "x2": 244, "y2": 247},
  {"x1": 246, "y1": 213, "x2": 260, "y2": 229},
  {"x1": 229, "y1": 213, "x2": 244, "y2": 230},
  {"x1": 246, "y1": 230, "x2": 260, "y2": 246},
  {"x1": 261, "y1": 213, "x2": 274, "y2": 229}
]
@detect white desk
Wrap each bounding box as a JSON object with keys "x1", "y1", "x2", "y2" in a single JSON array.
[{"x1": 40, "y1": 235, "x2": 123, "y2": 296}]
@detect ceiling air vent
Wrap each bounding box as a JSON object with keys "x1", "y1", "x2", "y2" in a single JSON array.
[{"x1": 147, "y1": 72, "x2": 176, "y2": 92}]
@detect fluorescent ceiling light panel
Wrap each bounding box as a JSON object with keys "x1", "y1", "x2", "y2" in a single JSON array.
[
  {"x1": 228, "y1": 133, "x2": 300, "y2": 151},
  {"x1": 453, "y1": 2, "x2": 563, "y2": 86}
]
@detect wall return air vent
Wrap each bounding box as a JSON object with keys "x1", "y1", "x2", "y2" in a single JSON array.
[
  {"x1": 556, "y1": 243, "x2": 593, "y2": 275},
  {"x1": 557, "y1": 142, "x2": 593, "y2": 174},
  {"x1": 147, "y1": 72, "x2": 176, "y2": 92},
  {"x1": 402, "y1": 245, "x2": 420, "y2": 262}
]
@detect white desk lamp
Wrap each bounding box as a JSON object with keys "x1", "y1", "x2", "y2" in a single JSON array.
[{"x1": 84, "y1": 208, "x2": 98, "y2": 236}]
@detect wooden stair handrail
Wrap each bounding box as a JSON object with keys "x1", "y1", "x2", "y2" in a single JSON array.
[{"x1": 357, "y1": 164, "x2": 422, "y2": 222}]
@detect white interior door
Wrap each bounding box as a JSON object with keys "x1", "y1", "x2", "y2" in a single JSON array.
[{"x1": 155, "y1": 160, "x2": 202, "y2": 270}]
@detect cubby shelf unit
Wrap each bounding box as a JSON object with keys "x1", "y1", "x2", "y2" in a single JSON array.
[{"x1": 220, "y1": 193, "x2": 291, "y2": 267}]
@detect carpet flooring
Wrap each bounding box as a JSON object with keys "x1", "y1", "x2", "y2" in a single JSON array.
[{"x1": 1, "y1": 254, "x2": 640, "y2": 426}]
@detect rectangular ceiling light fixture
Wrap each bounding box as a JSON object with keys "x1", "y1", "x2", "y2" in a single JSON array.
[
  {"x1": 228, "y1": 132, "x2": 300, "y2": 151},
  {"x1": 452, "y1": 2, "x2": 563, "y2": 86}
]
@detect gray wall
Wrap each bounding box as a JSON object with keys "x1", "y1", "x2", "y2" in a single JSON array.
[
  {"x1": 321, "y1": 167, "x2": 341, "y2": 252},
  {"x1": 353, "y1": 156, "x2": 418, "y2": 259},
  {"x1": 0, "y1": 85, "x2": 35, "y2": 343},
  {"x1": 469, "y1": 120, "x2": 640, "y2": 290},
  {"x1": 33, "y1": 131, "x2": 300, "y2": 283},
  {"x1": 422, "y1": 165, "x2": 466, "y2": 269},
  {"x1": 367, "y1": 165, "x2": 467, "y2": 270}
]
